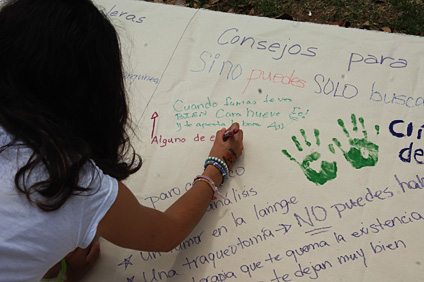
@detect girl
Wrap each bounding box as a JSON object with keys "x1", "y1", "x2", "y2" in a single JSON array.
[{"x1": 0, "y1": 0, "x2": 244, "y2": 281}]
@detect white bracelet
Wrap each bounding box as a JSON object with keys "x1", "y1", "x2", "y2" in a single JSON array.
[{"x1": 194, "y1": 175, "x2": 226, "y2": 199}]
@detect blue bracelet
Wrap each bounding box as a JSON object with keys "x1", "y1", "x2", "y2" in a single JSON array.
[
  {"x1": 204, "y1": 160, "x2": 227, "y2": 183},
  {"x1": 206, "y1": 157, "x2": 230, "y2": 176},
  {"x1": 204, "y1": 160, "x2": 227, "y2": 179}
]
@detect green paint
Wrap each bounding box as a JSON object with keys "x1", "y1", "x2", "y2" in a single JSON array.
[
  {"x1": 334, "y1": 115, "x2": 380, "y2": 169},
  {"x1": 351, "y1": 114, "x2": 358, "y2": 132},
  {"x1": 292, "y1": 136, "x2": 303, "y2": 151},
  {"x1": 338, "y1": 118, "x2": 350, "y2": 137},
  {"x1": 301, "y1": 152, "x2": 338, "y2": 185},
  {"x1": 358, "y1": 116, "x2": 365, "y2": 127},
  {"x1": 375, "y1": 125, "x2": 380, "y2": 135},
  {"x1": 333, "y1": 138, "x2": 342, "y2": 148},
  {"x1": 282, "y1": 149, "x2": 293, "y2": 159},
  {"x1": 358, "y1": 116, "x2": 367, "y2": 138},
  {"x1": 314, "y1": 129, "x2": 320, "y2": 146},
  {"x1": 300, "y1": 129, "x2": 311, "y2": 146},
  {"x1": 282, "y1": 129, "x2": 337, "y2": 186},
  {"x1": 282, "y1": 114, "x2": 380, "y2": 186}
]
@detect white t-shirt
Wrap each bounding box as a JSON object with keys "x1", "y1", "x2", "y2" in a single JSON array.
[{"x1": 0, "y1": 127, "x2": 119, "y2": 282}]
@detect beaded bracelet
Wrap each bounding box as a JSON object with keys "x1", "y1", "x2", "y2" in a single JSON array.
[
  {"x1": 204, "y1": 160, "x2": 227, "y2": 183},
  {"x1": 193, "y1": 175, "x2": 226, "y2": 199},
  {"x1": 205, "y1": 157, "x2": 230, "y2": 177},
  {"x1": 207, "y1": 157, "x2": 230, "y2": 174},
  {"x1": 204, "y1": 160, "x2": 227, "y2": 177}
]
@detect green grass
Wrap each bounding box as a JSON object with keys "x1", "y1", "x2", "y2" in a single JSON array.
[
  {"x1": 389, "y1": 0, "x2": 424, "y2": 35},
  {"x1": 185, "y1": 0, "x2": 424, "y2": 36}
]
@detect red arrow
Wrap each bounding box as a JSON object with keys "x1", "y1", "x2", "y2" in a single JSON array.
[{"x1": 151, "y1": 112, "x2": 158, "y2": 138}]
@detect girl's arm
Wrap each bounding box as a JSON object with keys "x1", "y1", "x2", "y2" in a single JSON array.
[{"x1": 96, "y1": 123, "x2": 243, "y2": 252}]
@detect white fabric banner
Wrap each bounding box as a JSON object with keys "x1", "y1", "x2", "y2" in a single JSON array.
[{"x1": 84, "y1": 0, "x2": 424, "y2": 281}]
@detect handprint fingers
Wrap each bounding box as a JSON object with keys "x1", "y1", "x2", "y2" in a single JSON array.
[{"x1": 282, "y1": 129, "x2": 337, "y2": 186}]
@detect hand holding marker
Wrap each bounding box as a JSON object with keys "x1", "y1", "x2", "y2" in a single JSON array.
[{"x1": 223, "y1": 128, "x2": 239, "y2": 141}]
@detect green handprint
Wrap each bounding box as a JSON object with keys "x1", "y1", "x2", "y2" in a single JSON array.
[
  {"x1": 282, "y1": 129, "x2": 337, "y2": 185},
  {"x1": 333, "y1": 114, "x2": 380, "y2": 169}
]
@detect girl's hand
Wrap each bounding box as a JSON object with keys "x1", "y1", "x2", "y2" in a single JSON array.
[
  {"x1": 205, "y1": 123, "x2": 244, "y2": 185},
  {"x1": 209, "y1": 122, "x2": 243, "y2": 166},
  {"x1": 64, "y1": 241, "x2": 100, "y2": 282}
]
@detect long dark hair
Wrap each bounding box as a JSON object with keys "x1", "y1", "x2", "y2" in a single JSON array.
[{"x1": 0, "y1": 0, "x2": 141, "y2": 211}]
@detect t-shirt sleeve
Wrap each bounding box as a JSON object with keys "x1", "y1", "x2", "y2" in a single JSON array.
[{"x1": 76, "y1": 162, "x2": 119, "y2": 249}]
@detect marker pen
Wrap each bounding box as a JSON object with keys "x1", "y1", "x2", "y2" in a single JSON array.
[{"x1": 223, "y1": 128, "x2": 239, "y2": 141}]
